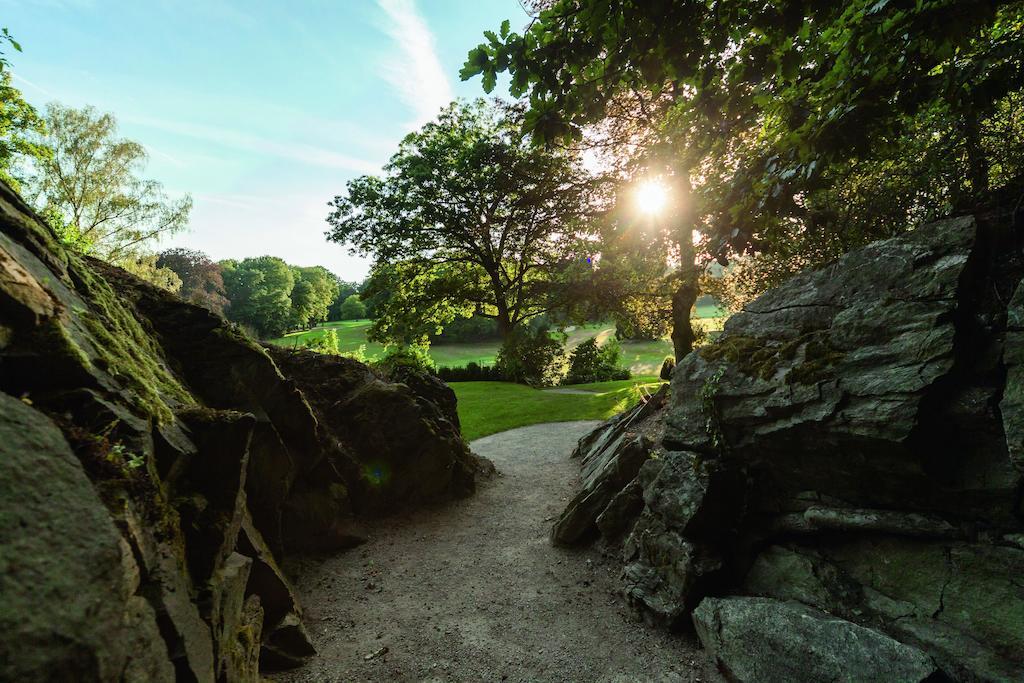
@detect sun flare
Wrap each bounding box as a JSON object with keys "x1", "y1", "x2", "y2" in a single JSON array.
[{"x1": 634, "y1": 179, "x2": 669, "y2": 216}]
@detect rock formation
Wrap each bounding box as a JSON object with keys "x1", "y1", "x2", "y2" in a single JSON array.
[
  {"x1": 556, "y1": 210, "x2": 1024, "y2": 681},
  {"x1": 0, "y1": 180, "x2": 488, "y2": 681}
]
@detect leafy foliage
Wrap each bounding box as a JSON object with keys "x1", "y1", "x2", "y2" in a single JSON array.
[
  {"x1": 465, "y1": 0, "x2": 1024, "y2": 309},
  {"x1": 0, "y1": 30, "x2": 46, "y2": 191},
  {"x1": 156, "y1": 248, "x2": 230, "y2": 315},
  {"x1": 494, "y1": 324, "x2": 567, "y2": 387},
  {"x1": 564, "y1": 336, "x2": 631, "y2": 385},
  {"x1": 327, "y1": 99, "x2": 608, "y2": 345},
  {"x1": 26, "y1": 104, "x2": 192, "y2": 267},
  {"x1": 337, "y1": 293, "x2": 367, "y2": 320},
  {"x1": 372, "y1": 344, "x2": 437, "y2": 376},
  {"x1": 220, "y1": 256, "x2": 295, "y2": 338}
]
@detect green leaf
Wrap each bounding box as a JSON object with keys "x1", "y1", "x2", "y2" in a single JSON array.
[{"x1": 500, "y1": 19, "x2": 510, "y2": 39}]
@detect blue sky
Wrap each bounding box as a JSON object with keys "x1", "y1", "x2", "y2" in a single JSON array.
[{"x1": 4, "y1": 0, "x2": 523, "y2": 281}]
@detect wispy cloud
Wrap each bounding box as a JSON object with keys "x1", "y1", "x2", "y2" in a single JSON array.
[
  {"x1": 11, "y1": 73, "x2": 57, "y2": 98},
  {"x1": 375, "y1": 0, "x2": 453, "y2": 129},
  {"x1": 124, "y1": 114, "x2": 382, "y2": 174}
]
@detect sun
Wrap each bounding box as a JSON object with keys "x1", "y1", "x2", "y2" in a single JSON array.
[{"x1": 634, "y1": 179, "x2": 669, "y2": 216}]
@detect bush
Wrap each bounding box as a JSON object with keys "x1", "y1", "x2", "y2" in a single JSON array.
[
  {"x1": 495, "y1": 325, "x2": 567, "y2": 387},
  {"x1": 338, "y1": 294, "x2": 367, "y2": 320},
  {"x1": 304, "y1": 329, "x2": 340, "y2": 354},
  {"x1": 563, "y1": 336, "x2": 631, "y2": 385},
  {"x1": 436, "y1": 362, "x2": 506, "y2": 382},
  {"x1": 372, "y1": 344, "x2": 436, "y2": 375},
  {"x1": 660, "y1": 356, "x2": 675, "y2": 380}
]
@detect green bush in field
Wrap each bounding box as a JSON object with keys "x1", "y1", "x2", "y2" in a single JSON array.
[
  {"x1": 373, "y1": 344, "x2": 436, "y2": 375},
  {"x1": 338, "y1": 294, "x2": 366, "y2": 320},
  {"x1": 495, "y1": 325, "x2": 567, "y2": 387},
  {"x1": 564, "y1": 336, "x2": 631, "y2": 385},
  {"x1": 304, "y1": 328, "x2": 340, "y2": 355}
]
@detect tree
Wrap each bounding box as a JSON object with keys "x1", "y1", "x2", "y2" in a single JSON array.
[
  {"x1": 326, "y1": 99, "x2": 607, "y2": 345},
  {"x1": 26, "y1": 103, "x2": 192, "y2": 265},
  {"x1": 289, "y1": 266, "x2": 340, "y2": 330},
  {"x1": 220, "y1": 256, "x2": 294, "y2": 338},
  {"x1": 156, "y1": 248, "x2": 230, "y2": 315},
  {"x1": 327, "y1": 278, "x2": 360, "y2": 320},
  {"x1": 0, "y1": 29, "x2": 46, "y2": 191},
  {"x1": 338, "y1": 294, "x2": 366, "y2": 320},
  {"x1": 464, "y1": 0, "x2": 1024, "y2": 355}
]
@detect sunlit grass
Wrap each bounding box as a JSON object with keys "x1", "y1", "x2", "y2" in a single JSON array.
[{"x1": 453, "y1": 378, "x2": 664, "y2": 442}]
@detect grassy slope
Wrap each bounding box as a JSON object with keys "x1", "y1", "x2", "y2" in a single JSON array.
[
  {"x1": 453, "y1": 378, "x2": 664, "y2": 441},
  {"x1": 268, "y1": 309, "x2": 729, "y2": 375}
]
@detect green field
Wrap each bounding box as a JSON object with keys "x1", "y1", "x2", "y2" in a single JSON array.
[
  {"x1": 269, "y1": 311, "x2": 726, "y2": 375},
  {"x1": 453, "y1": 378, "x2": 664, "y2": 441}
]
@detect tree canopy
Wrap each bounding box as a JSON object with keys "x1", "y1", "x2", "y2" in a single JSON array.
[
  {"x1": 326, "y1": 99, "x2": 607, "y2": 344},
  {"x1": 156, "y1": 248, "x2": 230, "y2": 315},
  {"x1": 464, "y1": 2, "x2": 1024, "y2": 257},
  {"x1": 26, "y1": 103, "x2": 193, "y2": 266}
]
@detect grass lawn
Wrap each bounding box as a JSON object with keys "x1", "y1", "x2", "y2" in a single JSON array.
[
  {"x1": 453, "y1": 378, "x2": 664, "y2": 441},
  {"x1": 267, "y1": 311, "x2": 728, "y2": 375}
]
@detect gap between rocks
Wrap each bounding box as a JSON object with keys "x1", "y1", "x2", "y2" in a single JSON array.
[{"x1": 271, "y1": 421, "x2": 720, "y2": 683}]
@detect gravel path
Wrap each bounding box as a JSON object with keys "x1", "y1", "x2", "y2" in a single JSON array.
[{"x1": 273, "y1": 421, "x2": 719, "y2": 683}]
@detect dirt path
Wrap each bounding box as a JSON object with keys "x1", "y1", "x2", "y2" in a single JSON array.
[{"x1": 274, "y1": 421, "x2": 720, "y2": 683}]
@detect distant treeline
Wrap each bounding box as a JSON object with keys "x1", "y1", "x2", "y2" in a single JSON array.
[{"x1": 155, "y1": 248, "x2": 372, "y2": 338}]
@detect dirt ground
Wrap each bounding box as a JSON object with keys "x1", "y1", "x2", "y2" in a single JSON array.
[{"x1": 273, "y1": 421, "x2": 721, "y2": 683}]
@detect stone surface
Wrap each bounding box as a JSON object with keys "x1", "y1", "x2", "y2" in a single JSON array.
[
  {"x1": 692, "y1": 596, "x2": 939, "y2": 683},
  {"x1": 0, "y1": 177, "x2": 486, "y2": 679},
  {"x1": 555, "y1": 211, "x2": 1024, "y2": 681},
  {"x1": 551, "y1": 433, "x2": 652, "y2": 545},
  {"x1": 0, "y1": 394, "x2": 174, "y2": 682}
]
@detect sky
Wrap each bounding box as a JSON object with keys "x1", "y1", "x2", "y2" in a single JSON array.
[{"x1": 3, "y1": 0, "x2": 524, "y2": 281}]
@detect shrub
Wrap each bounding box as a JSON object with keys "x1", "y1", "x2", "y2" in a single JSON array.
[
  {"x1": 372, "y1": 344, "x2": 436, "y2": 375},
  {"x1": 338, "y1": 294, "x2": 366, "y2": 320},
  {"x1": 304, "y1": 329, "x2": 340, "y2": 354},
  {"x1": 563, "y1": 336, "x2": 631, "y2": 385},
  {"x1": 436, "y1": 362, "x2": 506, "y2": 382},
  {"x1": 495, "y1": 325, "x2": 567, "y2": 387},
  {"x1": 660, "y1": 356, "x2": 675, "y2": 380}
]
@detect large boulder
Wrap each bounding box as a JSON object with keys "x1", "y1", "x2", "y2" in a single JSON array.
[
  {"x1": 555, "y1": 209, "x2": 1024, "y2": 680},
  {"x1": 0, "y1": 393, "x2": 174, "y2": 682},
  {"x1": 0, "y1": 176, "x2": 486, "y2": 680},
  {"x1": 692, "y1": 596, "x2": 939, "y2": 683}
]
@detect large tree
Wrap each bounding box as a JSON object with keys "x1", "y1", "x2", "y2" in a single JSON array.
[
  {"x1": 288, "y1": 265, "x2": 340, "y2": 330},
  {"x1": 220, "y1": 256, "x2": 294, "y2": 338},
  {"x1": 464, "y1": 0, "x2": 1024, "y2": 356},
  {"x1": 26, "y1": 103, "x2": 192, "y2": 265},
  {"x1": 156, "y1": 248, "x2": 230, "y2": 315},
  {"x1": 326, "y1": 99, "x2": 606, "y2": 344}
]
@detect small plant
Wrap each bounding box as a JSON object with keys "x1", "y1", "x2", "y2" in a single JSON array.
[
  {"x1": 700, "y1": 365, "x2": 727, "y2": 452},
  {"x1": 304, "y1": 328, "x2": 340, "y2": 354},
  {"x1": 340, "y1": 343, "x2": 368, "y2": 364},
  {"x1": 373, "y1": 344, "x2": 436, "y2": 375}
]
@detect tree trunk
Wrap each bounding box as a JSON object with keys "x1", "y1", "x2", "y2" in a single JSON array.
[
  {"x1": 963, "y1": 108, "x2": 990, "y2": 198},
  {"x1": 670, "y1": 171, "x2": 699, "y2": 361}
]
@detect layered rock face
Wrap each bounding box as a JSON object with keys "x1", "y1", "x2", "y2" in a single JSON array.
[
  {"x1": 0, "y1": 181, "x2": 486, "y2": 681},
  {"x1": 557, "y1": 213, "x2": 1024, "y2": 681}
]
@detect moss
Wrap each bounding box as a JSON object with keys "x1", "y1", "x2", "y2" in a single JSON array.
[
  {"x1": 786, "y1": 338, "x2": 846, "y2": 385},
  {"x1": 66, "y1": 255, "x2": 194, "y2": 424},
  {"x1": 699, "y1": 332, "x2": 845, "y2": 385},
  {"x1": 699, "y1": 335, "x2": 784, "y2": 381}
]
